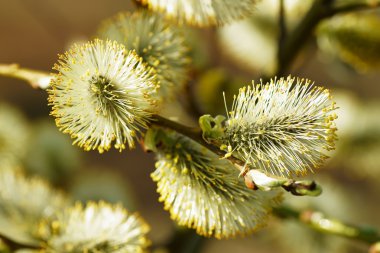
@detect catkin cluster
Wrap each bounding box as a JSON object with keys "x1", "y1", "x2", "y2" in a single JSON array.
[{"x1": 46, "y1": 1, "x2": 339, "y2": 241}]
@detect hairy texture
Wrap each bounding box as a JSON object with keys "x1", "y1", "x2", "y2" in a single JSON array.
[
  {"x1": 41, "y1": 201, "x2": 150, "y2": 253},
  {"x1": 138, "y1": 0, "x2": 258, "y2": 26},
  {"x1": 98, "y1": 11, "x2": 189, "y2": 99},
  {"x1": 222, "y1": 76, "x2": 337, "y2": 178},
  {"x1": 48, "y1": 39, "x2": 158, "y2": 153},
  {"x1": 149, "y1": 128, "x2": 282, "y2": 239}
]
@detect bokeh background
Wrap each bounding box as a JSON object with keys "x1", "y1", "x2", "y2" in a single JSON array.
[{"x1": 1, "y1": 0, "x2": 380, "y2": 252}]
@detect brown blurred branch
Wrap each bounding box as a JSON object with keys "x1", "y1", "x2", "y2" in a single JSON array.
[
  {"x1": 275, "y1": 0, "x2": 380, "y2": 77},
  {"x1": 0, "y1": 63, "x2": 52, "y2": 89},
  {"x1": 275, "y1": 0, "x2": 333, "y2": 76}
]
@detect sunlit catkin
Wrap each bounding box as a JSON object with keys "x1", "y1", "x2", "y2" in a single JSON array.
[
  {"x1": 221, "y1": 76, "x2": 337, "y2": 178},
  {"x1": 98, "y1": 11, "x2": 189, "y2": 99},
  {"x1": 48, "y1": 39, "x2": 158, "y2": 153},
  {"x1": 41, "y1": 201, "x2": 150, "y2": 253},
  {"x1": 137, "y1": 0, "x2": 258, "y2": 26},
  {"x1": 147, "y1": 127, "x2": 282, "y2": 239}
]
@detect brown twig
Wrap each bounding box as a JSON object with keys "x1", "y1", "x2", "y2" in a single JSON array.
[
  {"x1": 151, "y1": 114, "x2": 245, "y2": 166},
  {"x1": 0, "y1": 63, "x2": 52, "y2": 89}
]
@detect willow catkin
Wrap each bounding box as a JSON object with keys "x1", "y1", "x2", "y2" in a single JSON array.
[{"x1": 48, "y1": 39, "x2": 158, "y2": 153}]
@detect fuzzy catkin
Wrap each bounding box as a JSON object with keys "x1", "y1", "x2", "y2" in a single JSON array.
[
  {"x1": 220, "y1": 76, "x2": 337, "y2": 178},
  {"x1": 149, "y1": 127, "x2": 282, "y2": 239},
  {"x1": 41, "y1": 201, "x2": 150, "y2": 253},
  {"x1": 98, "y1": 11, "x2": 189, "y2": 100},
  {"x1": 48, "y1": 39, "x2": 158, "y2": 153}
]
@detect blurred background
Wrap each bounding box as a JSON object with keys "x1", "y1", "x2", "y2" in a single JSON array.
[{"x1": 1, "y1": 0, "x2": 380, "y2": 252}]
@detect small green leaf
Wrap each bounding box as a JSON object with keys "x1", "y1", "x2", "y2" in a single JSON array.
[{"x1": 199, "y1": 114, "x2": 226, "y2": 142}]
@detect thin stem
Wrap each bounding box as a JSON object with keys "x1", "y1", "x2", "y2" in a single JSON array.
[
  {"x1": 274, "y1": 206, "x2": 380, "y2": 244},
  {"x1": 152, "y1": 114, "x2": 203, "y2": 144},
  {"x1": 276, "y1": 0, "x2": 333, "y2": 76},
  {"x1": 0, "y1": 233, "x2": 41, "y2": 251},
  {"x1": 0, "y1": 63, "x2": 51, "y2": 89}
]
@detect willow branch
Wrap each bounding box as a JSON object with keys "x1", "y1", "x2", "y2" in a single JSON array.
[
  {"x1": 152, "y1": 114, "x2": 246, "y2": 166},
  {"x1": 0, "y1": 63, "x2": 52, "y2": 89},
  {"x1": 274, "y1": 206, "x2": 380, "y2": 245},
  {"x1": 151, "y1": 115, "x2": 321, "y2": 196}
]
